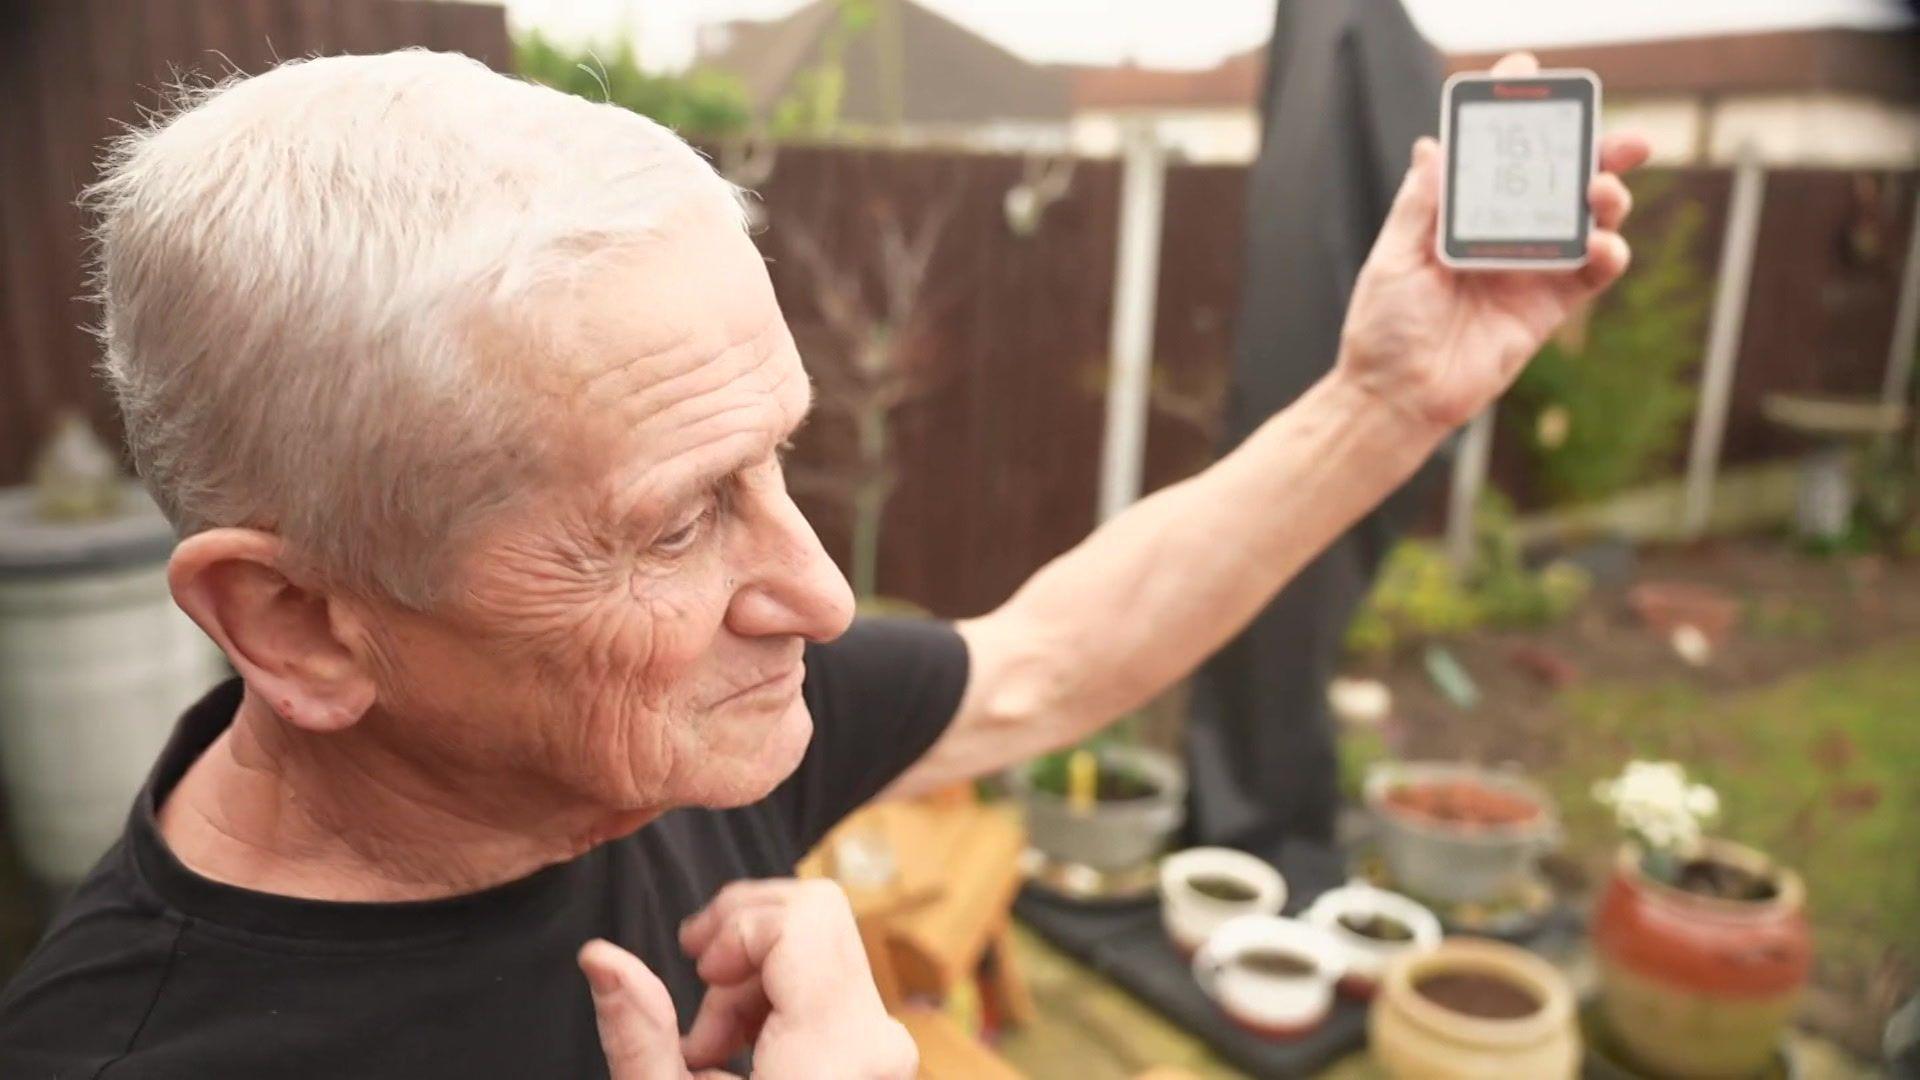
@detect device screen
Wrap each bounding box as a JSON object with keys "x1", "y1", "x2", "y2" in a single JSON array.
[
  {"x1": 1452, "y1": 100, "x2": 1584, "y2": 241},
  {"x1": 1440, "y1": 71, "x2": 1598, "y2": 267}
]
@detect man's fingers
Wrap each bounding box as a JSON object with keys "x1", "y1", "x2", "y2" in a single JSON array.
[
  {"x1": 695, "y1": 907, "x2": 781, "y2": 986},
  {"x1": 1576, "y1": 230, "x2": 1632, "y2": 293},
  {"x1": 1489, "y1": 51, "x2": 1540, "y2": 77},
  {"x1": 1589, "y1": 172, "x2": 1632, "y2": 232},
  {"x1": 1599, "y1": 132, "x2": 1653, "y2": 176},
  {"x1": 679, "y1": 880, "x2": 792, "y2": 957},
  {"x1": 579, "y1": 940, "x2": 689, "y2": 1080},
  {"x1": 681, "y1": 978, "x2": 772, "y2": 1069}
]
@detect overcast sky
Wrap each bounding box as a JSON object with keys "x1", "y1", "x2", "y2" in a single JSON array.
[{"x1": 503, "y1": 0, "x2": 1915, "y2": 71}]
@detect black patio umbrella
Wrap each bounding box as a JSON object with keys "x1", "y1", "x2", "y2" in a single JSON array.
[{"x1": 1185, "y1": 0, "x2": 1446, "y2": 864}]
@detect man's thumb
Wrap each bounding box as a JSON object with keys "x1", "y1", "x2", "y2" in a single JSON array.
[
  {"x1": 579, "y1": 939, "x2": 690, "y2": 1080},
  {"x1": 1379, "y1": 136, "x2": 1443, "y2": 260}
]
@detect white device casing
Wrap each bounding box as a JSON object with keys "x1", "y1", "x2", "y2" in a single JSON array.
[{"x1": 1435, "y1": 68, "x2": 1602, "y2": 272}]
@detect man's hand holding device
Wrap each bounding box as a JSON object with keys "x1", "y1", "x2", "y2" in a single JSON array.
[{"x1": 1333, "y1": 52, "x2": 1648, "y2": 439}]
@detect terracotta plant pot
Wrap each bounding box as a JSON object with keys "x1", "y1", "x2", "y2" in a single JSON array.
[
  {"x1": 1627, "y1": 580, "x2": 1740, "y2": 646},
  {"x1": 1369, "y1": 938, "x2": 1579, "y2": 1079},
  {"x1": 1592, "y1": 839, "x2": 1812, "y2": 1079},
  {"x1": 1365, "y1": 762, "x2": 1559, "y2": 904}
]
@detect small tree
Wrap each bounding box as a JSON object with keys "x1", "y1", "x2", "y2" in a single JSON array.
[
  {"x1": 516, "y1": 31, "x2": 752, "y2": 137},
  {"x1": 767, "y1": 0, "x2": 869, "y2": 137},
  {"x1": 779, "y1": 193, "x2": 958, "y2": 599}
]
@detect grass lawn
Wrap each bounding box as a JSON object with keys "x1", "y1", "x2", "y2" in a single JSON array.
[{"x1": 1541, "y1": 637, "x2": 1920, "y2": 989}]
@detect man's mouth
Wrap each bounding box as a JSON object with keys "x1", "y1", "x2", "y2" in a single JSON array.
[{"x1": 713, "y1": 663, "x2": 805, "y2": 708}]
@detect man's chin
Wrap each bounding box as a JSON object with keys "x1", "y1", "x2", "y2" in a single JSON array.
[{"x1": 689, "y1": 697, "x2": 814, "y2": 809}]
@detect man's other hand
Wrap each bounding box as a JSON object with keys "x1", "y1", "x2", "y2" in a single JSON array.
[{"x1": 579, "y1": 879, "x2": 917, "y2": 1079}]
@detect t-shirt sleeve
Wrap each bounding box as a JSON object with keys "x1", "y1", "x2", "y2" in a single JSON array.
[{"x1": 772, "y1": 617, "x2": 971, "y2": 853}]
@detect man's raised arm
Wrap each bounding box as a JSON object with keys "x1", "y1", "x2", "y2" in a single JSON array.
[{"x1": 886, "y1": 54, "x2": 1651, "y2": 800}]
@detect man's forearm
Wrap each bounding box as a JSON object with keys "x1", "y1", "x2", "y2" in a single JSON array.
[{"x1": 963, "y1": 366, "x2": 1445, "y2": 752}]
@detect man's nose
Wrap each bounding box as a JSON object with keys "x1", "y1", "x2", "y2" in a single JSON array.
[{"x1": 726, "y1": 491, "x2": 856, "y2": 643}]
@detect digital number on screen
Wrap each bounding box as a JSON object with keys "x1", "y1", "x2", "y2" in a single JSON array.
[{"x1": 1450, "y1": 100, "x2": 1585, "y2": 242}]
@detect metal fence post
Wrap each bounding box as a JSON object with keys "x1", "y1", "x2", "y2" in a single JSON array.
[
  {"x1": 1445, "y1": 409, "x2": 1495, "y2": 571},
  {"x1": 1881, "y1": 186, "x2": 1920, "y2": 413},
  {"x1": 1098, "y1": 118, "x2": 1168, "y2": 521},
  {"x1": 1681, "y1": 148, "x2": 1768, "y2": 538}
]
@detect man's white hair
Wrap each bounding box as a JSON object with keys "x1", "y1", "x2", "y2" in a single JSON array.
[{"x1": 87, "y1": 49, "x2": 747, "y2": 608}]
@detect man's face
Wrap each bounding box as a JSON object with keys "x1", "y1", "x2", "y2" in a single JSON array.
[{"x1": 358, "y1": 205, "x2": 856, "y2": 820}]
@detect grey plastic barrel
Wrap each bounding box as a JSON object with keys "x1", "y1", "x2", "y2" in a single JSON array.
[{"x1": 0, "y1": 483, "x2": 226, "y2": 884}]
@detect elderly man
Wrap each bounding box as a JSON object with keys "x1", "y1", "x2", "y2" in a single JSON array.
[{"x1": 0, "y1": 48, "x2": 1643, "y2": 1078}]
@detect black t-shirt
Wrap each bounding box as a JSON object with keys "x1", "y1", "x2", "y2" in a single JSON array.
[{"x1": 0, "y1": 617, "x2": 968, "y2": 1079}]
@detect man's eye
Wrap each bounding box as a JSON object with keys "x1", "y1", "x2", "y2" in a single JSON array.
[{"x1": 655, "y1": 505, "x2": 713, "y2": 554}]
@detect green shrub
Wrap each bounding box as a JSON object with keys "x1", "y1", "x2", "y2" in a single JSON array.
[
  {"x1": 1345, "y1": 494, "x2": 1592, "y2": 656},
  {"x1": 516, "y1": 31, "x2": 752, "y2": 137},
  {"x1": 1510, "y1": 188, "x2": 1709, "y2": 504}
]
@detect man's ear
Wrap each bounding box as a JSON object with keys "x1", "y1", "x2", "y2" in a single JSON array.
[{"x1": 168, "y1": 529, "x2": 377, "y2": 734}]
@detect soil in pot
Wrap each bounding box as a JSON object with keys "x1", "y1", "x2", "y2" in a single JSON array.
[
  {"x1": 1385, "y1": 779, "x2": 1540, "y2": 828},
  {"x1": 1415, "y1": 972, "x2": 1541, "y2": 1020},
  {"x1": 1187, "y1": 874, "x2": 1261, "y2": 902},
  {"x1": 1230, "y1": 948, "x2": 1320, "y2": 979},
  {"x1": 1338, "y1": 912, "x2": 1414, "y2": 942},
  {"x1": 1671, "y1": 856, "x2": 1778, "y2": 902},
  {"x1": 1029, "y1": 757, "x2": 1161, "y2": 801}
]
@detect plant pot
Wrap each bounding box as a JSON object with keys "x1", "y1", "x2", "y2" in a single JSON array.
[
  {"x1": 1193, "y1": 915, "x2": 1346, "y2": 1040},
  {"x1": 1159, "y1": 847, "x2": 1286, "y2": 955},
  {"x1": 1627, "y1": 580, "x2": 1740, "y2": 646},
  {"x1": 1365, "y1": 762, "x2": 1559, "y2": 905},
  {"x1": 1010, "y1": 745, "x2": 1186, "y2": 873},
  {"x1": 1301, "y1": 883, "x2": 1441, "y2": 998},
  {"x1": 1592, "y1": 840, "x2": 1812, "y2": 1079},
  {"x1": 1369, "y1": 938, "x2": 1579, "y2": 1080}
]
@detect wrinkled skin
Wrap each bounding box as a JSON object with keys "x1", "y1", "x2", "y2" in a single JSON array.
[{"x1": 353, "y1": 201, "x2": 855, "y2": 836}]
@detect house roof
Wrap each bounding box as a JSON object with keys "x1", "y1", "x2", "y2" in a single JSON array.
[
  {"x1": 697, "y1": 0, "x2": 1070, "y2": 126},
  {"x1": 1061, "y1": 46, "x2": 1266, "y2": 111},
  {"x1": 1056, "y1": 24, "x2": 1920, "y2": 115},
  {"x1": 1448, "y1": 27, "x2": 1920, "y2": 104}
]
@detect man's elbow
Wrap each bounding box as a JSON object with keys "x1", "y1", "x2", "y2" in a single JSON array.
[{"x1": 958, "y1": 614, "x2": 1089, "y2": 749}]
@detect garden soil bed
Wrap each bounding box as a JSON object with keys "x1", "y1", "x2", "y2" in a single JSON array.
[{"x1": 1356, "y1": 541, "x2": 1920, "y2": 772}]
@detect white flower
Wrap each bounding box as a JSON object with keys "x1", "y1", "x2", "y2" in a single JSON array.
[
  {"x1": 1685, "y1": 784, "x2": 1720, "y2": 819},
  {"x1": 1594, "y1": 759, "x2": 1720, "y2": 856}
]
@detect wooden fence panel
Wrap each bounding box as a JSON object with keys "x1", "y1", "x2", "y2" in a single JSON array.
[
  {"x1": 1, "y1": 5, "x2": 1913, "y2": 617},
  {"x1": 0, "y1": 0, "x2": 510, "y2": 489}
]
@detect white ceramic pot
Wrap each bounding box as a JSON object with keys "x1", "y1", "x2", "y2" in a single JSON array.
[
  {"x1": 1302, "y1": 883, "x2": 1442, "y2": 997},
  {"x1": 1159, "y1": 846, "x2": 1286, "y2": 955},
  {"x1": 1194, "y1": 915, "x2": 1347, "y2": 1039}
]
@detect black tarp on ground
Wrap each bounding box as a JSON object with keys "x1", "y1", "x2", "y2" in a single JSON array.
[{"x1": 1185, "y1": 0, "x2": 1445, "y2": 855}]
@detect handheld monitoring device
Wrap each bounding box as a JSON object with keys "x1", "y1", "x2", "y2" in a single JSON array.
[{"x1": 1438, "y1": 69, "x2": 1601, "y2": 270}]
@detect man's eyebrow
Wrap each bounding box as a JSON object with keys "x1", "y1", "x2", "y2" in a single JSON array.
[
  {"x1": 632, "y1": 426, "x2": 796, "y2": 525},
  {"x1": 668, "y1": 453, "x2": 753, "y2": 510}
]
